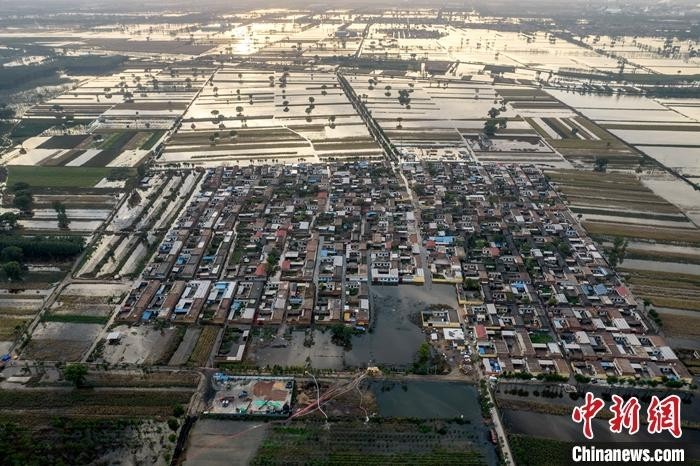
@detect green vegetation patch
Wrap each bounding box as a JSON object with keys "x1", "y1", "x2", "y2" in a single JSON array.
[
  {"x1": 140, "y1": 130, "x2": 166, "y2": 150},
  {"x1": 41, "y1": 314, "x2": 109, "y2": 325},
  {"x1": 0, "y1": 388, "x2": 192, "y2": 415},
  {"x1": 7, "y1": 166, "x2": 112, "y2": 188},
  {"x1": 252, "y1": 420, "x2": 485, "y2": 465},
  {"x1": 0, "y1": 316, "x2": 29, "y2": 340},
  {"x1": 509, "y1": 434, "x2": 573, "y2": 466},
  {"x1": 187, "y1": 326, "x2": 219, "y2": 367},
  {"x1": 0, "y1": 418, "x2": 143, "y2": 466},
  {"x1": 529, "y1": 333, "x2": 553, "y2": 344},
  {"x1": 0, "y1": 235, "x2": 84, "y2": 261}
]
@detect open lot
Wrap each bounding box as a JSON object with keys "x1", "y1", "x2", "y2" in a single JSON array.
[
  {"x1": 98, "y1": 324, "x2": 183, "y2": 365},
  {"x1": 22, "y1": 321, "x2": 103, "y2": 361}
]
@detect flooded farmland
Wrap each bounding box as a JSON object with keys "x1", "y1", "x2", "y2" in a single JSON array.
[
  {"x1": 503, "y1": 410, "x2": 700, "y2": 459},
  {"x1": 369, "y1": 380, "x2": 498, "y2": 464},
  {"x1": 622, "y1": 259, "x2": 700, "y2": 276}
]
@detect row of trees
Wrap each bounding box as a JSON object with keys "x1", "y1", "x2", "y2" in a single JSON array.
[
  {"x1": 11, "y1": 183, "x2": 33, "y2": 215},
  {"x1": 0, "y1": 235, "x2": 84, "y2": 261},
  {"x1": 483, "y1": 106, "x2": 507, "y2": 137},
  {"x1": 53, "y1": 201, "x2": 70, "y2": 230}
]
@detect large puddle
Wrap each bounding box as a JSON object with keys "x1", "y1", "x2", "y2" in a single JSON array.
[
  {"x1": 370, "y1": 379, "x2": 480, "y2": 419},
  {"x1": 344, "y1": 284, "x2": 457, "y2": 367}
]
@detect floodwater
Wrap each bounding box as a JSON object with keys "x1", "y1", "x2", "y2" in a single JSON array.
[
  {"x1": 503, "y1": 410, "x2": 700, "y2": 457},
  {"x1": 370, "y1": 380, "x2": 480, "y2": 419},
  {"x1": 611, "y1": 129, "x2": 700, "y2": 146},
  {"x1": 642, "y1": 177, "x2": 700, "y2": 226},
  {"x1": 344, "y1": 284, "x2": 457, "y2": 367},
  {"x1": 547, "y1": 90, "x2": 668, "y2": 110},
  {"x1": 626, "y1": 241, "x2": 700, "y2": 257},
  {"x1": 636, "y1": 146, "x2": 700, "y2": 176},
  {"x1": 621, "y1": 259, "x2": 700, "y2": 276},
  {"x1": 252, "y1": 329, "x2": 345, "y2": 370},
  {"x1": 369, "y1": 379, "x2": 498, "y2": 464}
]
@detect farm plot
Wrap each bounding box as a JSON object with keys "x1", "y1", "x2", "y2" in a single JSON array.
[
  {"x1": 158, "y1": 67, "x2": 382, "y2": 167},
  {"x1": 76, "y1": 233, "x2": 122, "y2": 277},
  {"x1": 0, "y1": 387, "x2": 193, "y2": 419},
  {"x1": 46, "y1": 283, "x2": 128, "y2": 320},
  {"x1": 547, "y1": 169, "x2": 694, "y2": 229},
  {"x1": 23, "y1": 321, "x2": 103, "y2": 361},
  {"x1": 251, "y1": 420, "x2": 487, "y2": 465},
  {"x1": 169, "y1": 327, "x2": 202, "y2": 366},
  {"x1": 0, "y1": 315, "x2": 30, "y2": 341},
  {"x1": 184, "y1": 420, "x2": 269, "y2": 466},
  {"x1": 527, "y1": 114, "x2": 639, "y2": 167},
  {"x1": 187, "y1": 325, "x2": 220, "y2": 367},
  {"x1": 6, "y1": 165, "x2": 115, "y2": 188},
  {"x1": 621, "y1": 269, "x2": 700, "y2": 314},
  {"x1": 5, "y1": 130, "x2": 158, "y2": 168},
  {"x1": 108, "y1": 173, "x2": 171, "y2": 231}
]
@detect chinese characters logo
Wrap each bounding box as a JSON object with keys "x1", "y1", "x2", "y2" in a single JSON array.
[{"x1": 572, "y1": 392, "x2": 682, "y2": 439}]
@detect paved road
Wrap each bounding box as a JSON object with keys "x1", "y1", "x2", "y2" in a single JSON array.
[{"x1": 487, "y1": 383, "x2": 515, "y2": 466}]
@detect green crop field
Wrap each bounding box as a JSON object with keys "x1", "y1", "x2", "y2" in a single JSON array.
[
  {"x1": 252, "y1": 420, "x2": 487, "y2": 465},
  {"x1": 509, "y1": 434, "x2": 572, "y2": 466},
  {"x1": 7, "y1": 166, "x2": 113, "y2": 188}
]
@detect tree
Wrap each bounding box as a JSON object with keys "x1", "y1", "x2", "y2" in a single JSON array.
[
  {"x1": 173, "y1": 404, "x2": 185, "y2": 417},
  {"x1": 330, "y1": 324, "x2": 354, "y2": 349},
  {"x1": 64, "y1": 363, "x2": 88, "y2": 387},
  {"x1": 1, "y1": 246, "x2": 23, "y2": 262},
  {"x1": 12, "y1": 192, "x2": 33, "y2": 213},
  {"x1": 53, "y1": 201, "x2": 69, "y2": 230},
  {"x1": 128, "y1": 190, "x2": 142, "y2": 208},
  {"x1": 416, "y1": 342, "x2": 431, "y2": 365},
  {"x1": 608, "y1": 236, "x2": 628, "y2": 267},
  {"x1": 2, "y1": 261, "x2": 22, "y2": 281},
  {"x1": 484, "y1": 119, "x2": 498, "y2": 137},
  {"x1": 0, "y1": 212, "x2": 18, "y2": 231},
  {"x1": 167, "y1": 418, "x2": 179, "y2": 431},
  {"x1": 594, "y1": 157, "x2": 608, "y2": 172}
]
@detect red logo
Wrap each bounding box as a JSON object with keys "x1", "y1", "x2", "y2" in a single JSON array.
[
  {"x1": 572, "y1": 392, "x2": 605, "y2": 440},
  {"x1": 647, "y1": 394, "x2": 682, "y2": 438},
  {"x1": 573, "y1": 392, "x2": 683, "y2": 439},
  {"x1": 609, "y1": 394, "x2": 641, "y2": 435}
]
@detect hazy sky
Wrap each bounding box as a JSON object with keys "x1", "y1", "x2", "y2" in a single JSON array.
[{"x1": 0, "y1": 0, "x2": 697, "y2": 16}]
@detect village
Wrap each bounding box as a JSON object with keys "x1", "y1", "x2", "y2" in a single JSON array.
[
  {"x1": 0, "y1": 4, "x2": 698, "y2": 464},
  {"x1": 98, "y1": 157, "x2": 691, "y2": 388}
]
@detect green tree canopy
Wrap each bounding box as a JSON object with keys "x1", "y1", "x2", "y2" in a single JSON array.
[{"x1": 63, "y1": 363, "x2": 88, "y2": 387}]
